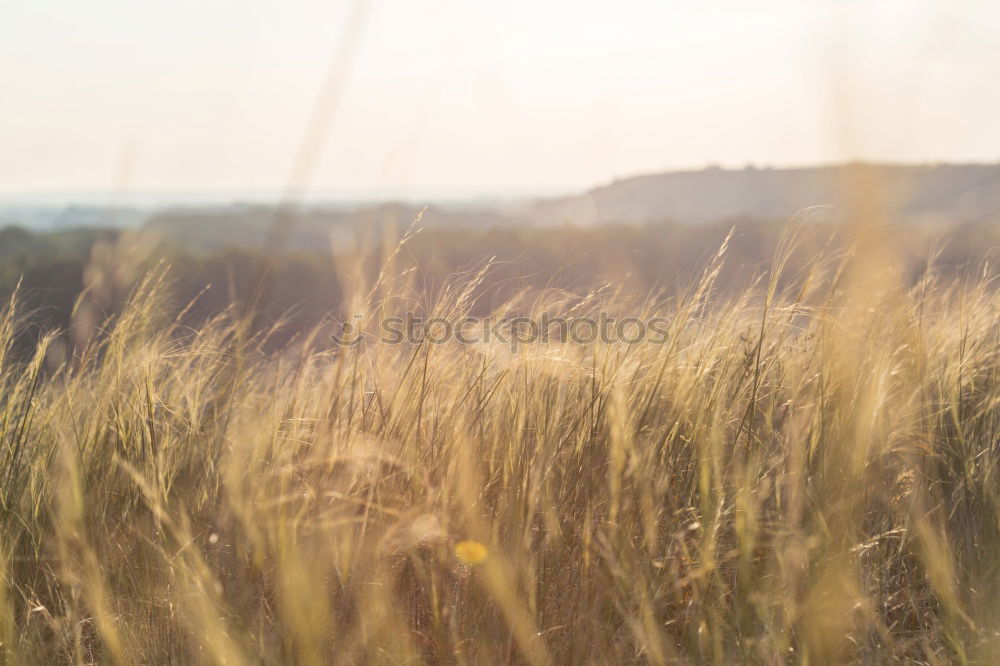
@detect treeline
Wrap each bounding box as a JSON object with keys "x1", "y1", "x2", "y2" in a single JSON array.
[{"x1": 1, "y1": 216, "x2": 997, "y2": 347}]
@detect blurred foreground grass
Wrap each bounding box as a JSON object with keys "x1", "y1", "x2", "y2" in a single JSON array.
[{"x1": 0, "y1": 226, "x2": 997, "y2": 664}]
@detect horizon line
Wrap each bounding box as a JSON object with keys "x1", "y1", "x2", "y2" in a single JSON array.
[{"x1": 3, "y1": 158, "x2": 1000, "y2": 209}]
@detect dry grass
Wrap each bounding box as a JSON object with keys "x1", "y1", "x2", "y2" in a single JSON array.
[{"x1": 0, "y1": 226, "x2": 997, "y2": 664}]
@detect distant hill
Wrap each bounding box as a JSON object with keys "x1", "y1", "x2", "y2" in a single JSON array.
[
  {"x1": 5, "y1": 163, "x2": 1000, "y2": 236},
  {"x1": 524, "y1": 163, "x2": 1000, "y2": 226}
]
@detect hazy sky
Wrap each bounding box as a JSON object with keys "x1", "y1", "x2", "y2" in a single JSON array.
[{"x1": 1, "y1": 0, "x2": 998, "y2": 197}]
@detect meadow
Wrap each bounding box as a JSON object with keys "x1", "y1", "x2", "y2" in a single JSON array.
[{"x1": 0, "y1": 221, "x2": 998, "y2": 664}]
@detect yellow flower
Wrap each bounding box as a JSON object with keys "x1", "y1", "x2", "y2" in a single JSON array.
[{"x1": 454, "y1": 540, "x2": 489, "y2": 565}]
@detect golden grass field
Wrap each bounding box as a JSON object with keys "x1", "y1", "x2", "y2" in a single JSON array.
[{"x1": 0, "y1": 225, "x2": 998, "y2": 664}]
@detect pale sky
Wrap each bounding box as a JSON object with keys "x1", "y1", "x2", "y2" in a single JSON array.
[{"x1": 1, "y1": 0, "x2": 998, "y2": 198}]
